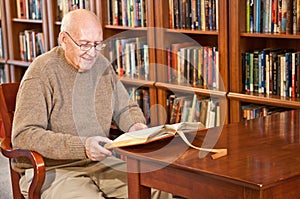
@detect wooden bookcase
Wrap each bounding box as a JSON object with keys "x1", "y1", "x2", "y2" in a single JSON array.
[
  {"x1": 0, "y1": 0, "x2": 10, "y2": 82},
  {"x1": 5, "y1": 0, "x2": 298, "y2": 126},
  {"x1": 228, "y1": 0, "x2": 300, "y2": 123},
  {"x1": 97, "y1": 0, "x2": 159, "y2": 126},
  {"x1": 46, "y1": 0, "x2": 97, "y2": 49},
  {"x1": 0, "y1": 0, "x2": 159, "y2": 126},
  {"x1": 153, "y1": 0, "x2": 229, "y2": 126},
  {"x1": 1, "y1": 0, "x2": 230, "y2": 127},
  {"x1": 4, "y1": 0, "x2": 49, "y2": 82}
]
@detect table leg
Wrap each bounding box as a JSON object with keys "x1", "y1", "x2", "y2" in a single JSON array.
[{"x1": 127, "y1": 157, "x2": 151, "y2": 199}]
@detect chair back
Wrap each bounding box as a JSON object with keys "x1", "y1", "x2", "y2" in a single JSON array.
[
  {"x1": 0, "y1": 82, "x2": 20, "y2": 140},
  {"x1": 0, "y1": 82, "x2": 45, "y2": 199}
]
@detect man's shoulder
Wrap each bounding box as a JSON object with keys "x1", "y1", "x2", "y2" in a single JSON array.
[
  {"x1": 33, "y1": 46, "x2": 62, "y2": 64},
  {"x1": 29, "y1": 47, "x2": 64, "y2": 72}
]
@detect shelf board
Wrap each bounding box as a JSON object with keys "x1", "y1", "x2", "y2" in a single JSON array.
[
  {"x1": 104, "y1": 25, "x2": 148, "y2": 31},
  {"x1": 240, "y1": 32, "x2": 300, "y2": 39},
  {"x1": 227, "y1": 92, "x2": 300, "y2": 108},
  {"x1": 12, "y1": 18, "x2": 43, "y2": 24},
  {"x1": 155, "y1": 82, "x2": 227, "y2": 98},
  {"x1": 55, "y1": 21, "x2": 62, "y2": 25},
  {"x1": 166, "y1": 29, "x2": 218, "y2": 35},
  {"x1": 7, "y1": 60, "x2": 30, "y2": 67},
  {"x1": 119, "y1": 76, "x2": 155, "y2": 87},
  {"x1": 0, "y1": 58, "x2": 7, "y2": 63}
]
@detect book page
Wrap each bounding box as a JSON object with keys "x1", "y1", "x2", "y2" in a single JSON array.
[{"x1": 104, "y1": 122, "x2": 205, "y2": 149}]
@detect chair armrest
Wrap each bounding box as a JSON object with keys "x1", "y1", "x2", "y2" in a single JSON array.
[{"x1": 0, "y1": 137, "x2": 45, "y2": 199}]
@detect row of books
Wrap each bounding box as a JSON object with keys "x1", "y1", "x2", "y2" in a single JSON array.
[
  {"x1": 246, "y1": 0, "x2": 300, "y2": 34},
  {"x1": 57, "y1": 0, "x2": 91, "y2": 20},
  {"x1": 19, "y1": 30, "x2": 44, "y2": 62},
  {"x1": 242, "y1": 49, "x2": 300, "y2": 98},
  {"x1": 167, "y1": 94, "x2": 220, "y2": 128},
  {"x1": 241, "y1": 104, "x2": 290, "y2": 120},
  {"x1": 107, "y1": 0, "x2": 147, "y2": 27},
  {"x1": 0, "y1": 28, "x2": 4, "y2": 58},
  {"x1": 107, "y1": 36, "x2": 149, "y2": 80},
  {"x1": 127, "y1": 86, "x2": 151, "y2": 125},
  {"x1": 0, "y1": 64, "x2": 6, "y2": 83},
  {"x1": 166, "y1": 42, "x2": 219, "y2": 89},
  {"x1": 169, "y1": 0, "x2": 219, "y2": 30},
  {"x1": 16, "y1": 0, "x2": 42, "y2": 20}
]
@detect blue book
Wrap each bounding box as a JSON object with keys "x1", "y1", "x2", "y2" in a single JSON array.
[
  {"x1": 255, "y1": 0, "x2": 261, "y2": 33},
  {"x1": 197, "y1": 0, "x2": 201, "y2": 30}
]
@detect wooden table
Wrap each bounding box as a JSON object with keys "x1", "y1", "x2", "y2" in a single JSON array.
[{"x1": 116, "y1": 110, "x2": 300, "y2": 199}]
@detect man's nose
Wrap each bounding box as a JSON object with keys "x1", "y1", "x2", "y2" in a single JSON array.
[{"x1": 87, "y1": 46, "x2": 98, "y2": 57}]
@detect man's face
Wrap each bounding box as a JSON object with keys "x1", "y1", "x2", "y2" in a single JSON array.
[{"x1": 62, "y1": 26, "x2": 104, "y2": 72}]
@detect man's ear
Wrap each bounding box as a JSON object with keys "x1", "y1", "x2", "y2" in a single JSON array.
[{"x1": 58, "y1": 32, "x2": 66, "y2": 48}]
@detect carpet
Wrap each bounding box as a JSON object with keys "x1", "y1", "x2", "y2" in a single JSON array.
[{"x1": 0, "y1": 153, "x2": 13, "y2": 198}]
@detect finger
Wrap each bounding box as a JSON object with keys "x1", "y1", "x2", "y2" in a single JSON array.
[{"x1": 95, "y1": 136, "x2": 112, "y2": 144}]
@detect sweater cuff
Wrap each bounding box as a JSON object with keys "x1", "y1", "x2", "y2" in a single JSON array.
[{"x1": 68, "y1": 137, "x2": 88, "y2": 159}]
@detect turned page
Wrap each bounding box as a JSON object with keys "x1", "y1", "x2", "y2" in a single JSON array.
[{"x1": 104, "y1": 122, "x2": 204, "y2": 149}]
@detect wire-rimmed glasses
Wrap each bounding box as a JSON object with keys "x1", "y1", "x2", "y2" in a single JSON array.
[{"x1": 64, "y1": 31, "x2": 106, "y2": 51}]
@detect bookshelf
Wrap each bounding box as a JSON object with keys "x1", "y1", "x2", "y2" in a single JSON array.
[
  {"x1": 4, "y1": 0, "x2": 49, "y2": 82},
  {"x1": 153, "y1": 0, "x2": 229, "y2": 126},
  {"x1": 2, "y1": 0, "x2": 230, "y2": 127},
  {"x1": 0, "y1": 0, "x2": 158, "y2": 126},
  {"x1": 4, "y1": 0, "x2": 297, "y2": 126},
  {"x1": 228, "y1": 0, "x2": 300, "y2": 123},
  {"x1": 0, "y1": 0, "x2": 10, "y2": 83},
  {"x1": 47, "y1": 0, "x2": 97, "y2": 49},
  {"x1": 97, "y1": 0, "x2": 159, "y2": 126}
]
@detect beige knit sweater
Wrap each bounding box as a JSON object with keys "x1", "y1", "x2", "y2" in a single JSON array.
[{"x1": 12, "y1": 46, "x2": 146, "y2": 172}]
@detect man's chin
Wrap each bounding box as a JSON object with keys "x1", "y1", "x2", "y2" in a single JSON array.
[
  {"x1": 78, "y1": 66, "x2": 92, "y2": 72},
  {"x1": 78, "y1": 63, "x2": 94, "y2": 72}
]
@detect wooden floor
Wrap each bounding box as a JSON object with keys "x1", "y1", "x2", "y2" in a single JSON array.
[{"x1": 0, "y1": 153, "x2": 13, "y2": 198}]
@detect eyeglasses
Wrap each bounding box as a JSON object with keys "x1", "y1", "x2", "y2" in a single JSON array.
[{"x1": 64, "y1": 31, "x2": 106, "y2": 51}]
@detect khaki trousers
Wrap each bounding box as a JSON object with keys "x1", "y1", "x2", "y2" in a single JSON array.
[{"x1": 20, "y1": 156, "x2": 173, "y2": 199}]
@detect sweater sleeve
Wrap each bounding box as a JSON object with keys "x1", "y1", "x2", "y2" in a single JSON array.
[
  {"x1": 12, "y1": 78, "x2": 87, "y2": 160},
  {"x1": 111, "y1": 76, "x2": 146, "y2": 132}
]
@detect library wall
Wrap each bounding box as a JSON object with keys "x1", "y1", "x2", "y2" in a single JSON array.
[{"x1": 1, "y1": 0, "x2": 297, "y2": 125}]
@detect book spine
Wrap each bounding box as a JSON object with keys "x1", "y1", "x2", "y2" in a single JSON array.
[{"x1": 255, "y1": 0, "x2": 261, "y2": 32}]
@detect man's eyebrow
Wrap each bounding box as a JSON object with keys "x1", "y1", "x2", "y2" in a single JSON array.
[{"x1": 78, "y1": 39, "x2": 102, "y2": 43}]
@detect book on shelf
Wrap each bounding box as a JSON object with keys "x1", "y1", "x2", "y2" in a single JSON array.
[
  {"x1": 57, "y1": 0, "x2": 90, "y2": 20},
  {"x1": 19, "y1": 30, "x2": 44, "y2": 61},
  {"x1": 16, "y1": 0, "x2": 42, "y2": 20},
  {"x1": 127, "y1": 87, "x2": 151, "y2": 125},
  {"x1": 168, "y1": 0, "x2": 218, "y2": 30},
  {"x1": 0, "y1": 28, "x2": 3, "y2": 59},
  {"x1": 169, "y1": 96, "x2": 185, "y2": 124},
  {"x1": 167, "y1": 94, "x2": 220, "y2": 128},
  {"x1": 170, "y1": 42, "x2": 194, "y2": 81},
  {"x1": 242, "y1": 48, "x2": 300, "y2": 98},
  {"x1": 0, "y1": 64, "x2": 6, "y2": 83},
  {"x1": 168, "y1": 43, "x2": 219, "y2": 88},
  {"x1": 247, "y1": 0, "x2": 300, "y2": 34},
  {"x1": 241, "y1": 104, "x2": 291, "y2": 120},
  {"x1": 107, "y1": 0, "x2": 147, "y2": 27},
  {"x1": 108, "y1": 36, "x2": 148, "y2": 79}
]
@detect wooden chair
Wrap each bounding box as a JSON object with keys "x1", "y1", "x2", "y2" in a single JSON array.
[{"x1": 0, "y1": 83, "x2": 45, "y2": 199}]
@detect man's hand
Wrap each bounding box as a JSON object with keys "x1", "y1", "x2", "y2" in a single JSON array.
[
  {"x1": 128, "y1": 123, "x2": 147, "y2": 132},
  {"x1": 85, "y1": 136, "x2": 112, "y2": 161}
]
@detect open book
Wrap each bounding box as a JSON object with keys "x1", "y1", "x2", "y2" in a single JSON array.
[{"x1": 104, "y1": 122, "x2": 227, "y2": 159}]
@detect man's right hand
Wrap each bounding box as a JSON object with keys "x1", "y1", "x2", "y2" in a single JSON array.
[{"x1": 85, "y1": 136, "x2": 112, "y2": 161}]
